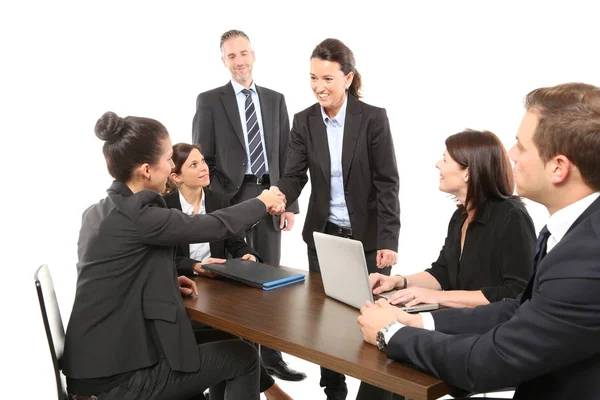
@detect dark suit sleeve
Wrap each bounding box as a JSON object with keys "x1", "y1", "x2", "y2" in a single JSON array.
[
  {"x1": 278, "y1": 95, "x2": 299, "y2": 214},
  {"x1": 481, "y1": 206, "x2": 535, "y2": 302},
  {"x1": 432, "y1": 298, "x2": 519, "y2": 335},
  {"x1": 370, "y1": 108, "x2": 400, "y2": 251},
  {"x1": 192, "y1": 94, "x2": 217, "y2": 183},
  {"x1": 277, "y1": 113, "x2": 309, "y2": 206},
  {"x1": 135, "y1": 194, "x2": 266, "y2": 246},
  {"x1": 213, "y1": 193, "x2": 262, "y2": 261},
  {"x1": 387, "y1": 240, "x2": 600, "y2": 393}
]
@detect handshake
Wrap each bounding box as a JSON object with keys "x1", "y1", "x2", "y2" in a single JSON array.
[{"x1": 257, "y1": 186, "x2": 287, "y2": 215}]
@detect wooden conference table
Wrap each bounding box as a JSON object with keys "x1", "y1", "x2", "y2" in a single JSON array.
[{"x1": 183, "y1": 266, "x2": 450, "y2": 400}]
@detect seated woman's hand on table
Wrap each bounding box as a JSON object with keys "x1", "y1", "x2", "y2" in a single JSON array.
[
  {"x1": 388, "y1": 287, "x2": 441, "y2": 307},
  {"x1": 193, "y1": 257, "x2": 227, "y2": 278}
]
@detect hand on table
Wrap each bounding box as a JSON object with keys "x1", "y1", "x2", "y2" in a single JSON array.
[
  {"x1": 241, "y1": 253, "x2": 257, "y2": 262},
  {"x1": 193, "y1": 257, "x2": 227, "y2": 278},
  {"x1": 388, "y1": 287, "x2": 441, "y2": 307},
  {"x1": 178, "y1": 276, "x2": 198, "y2": 297}
]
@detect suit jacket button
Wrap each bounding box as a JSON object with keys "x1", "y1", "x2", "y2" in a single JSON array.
[
  {"x1": 242, "y1": 162, "x2": 247, "y2": 167},
  {"x1": 237, "y1": 185, "x2": 240, "y2": 189},
  {"x1": 349, "y1": 211, "x2": 354, "y2": 216},
  {"x1": 344, "y1": 191, "x2": 349, "y2": 196}
]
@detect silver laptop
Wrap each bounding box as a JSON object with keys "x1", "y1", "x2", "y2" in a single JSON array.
[{"x1": 313, "y1": 232, "x2": 439, "y2": 313}]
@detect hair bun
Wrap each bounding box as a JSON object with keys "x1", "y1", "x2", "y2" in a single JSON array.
[{"x1": 95, "y1": 111, "x2": 126, "y2": 142}]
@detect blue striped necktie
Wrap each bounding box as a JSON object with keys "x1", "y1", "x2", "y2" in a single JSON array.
[{"x1": 242, "y1": 88, "x2": 266, "y2": 177}]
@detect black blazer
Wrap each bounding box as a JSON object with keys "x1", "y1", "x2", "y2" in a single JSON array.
[
  {"x1": 277, "y1": 95, "x2": 400, "y2": 251},
  {"x1": 192, "y1": 82, "x2": 299, "y2": 229},
  {"x1": 387, "y1": 195, "x2": 600, "y2": 399},
  {"x1": 426, "y1": 199, "x2": 535, "y2": 302},
  {"x1": 62, "y1": 181, "x2": 266, "y2": 379},
  {"x1": 162, "y1": 189, "x2": 260, "y2": 276}
]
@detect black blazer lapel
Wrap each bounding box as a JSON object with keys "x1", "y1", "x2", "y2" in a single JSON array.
[
  {"x1": 220, "y1": 83, "x2": 247, "y2": 152},
  {"x1": 309, "y1": 107, "x2": 331, "y2": 186},
  {"x1": 342, "y1": 96, "x2": 363, "y2": 186},
  {"x1": 256, "y1": 85, "x2": 273, "y2": 163}
]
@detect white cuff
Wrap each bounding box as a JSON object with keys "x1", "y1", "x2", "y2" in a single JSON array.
[
  {"x1": 420, "y1": 312, "x2": 436, "y2": 331},
  {"x1": 384, "y1": 322, "x2": 405, "y2": 344}
]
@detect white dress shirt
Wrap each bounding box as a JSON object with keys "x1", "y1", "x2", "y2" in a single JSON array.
[
  {"x1": 385, "y1": 192, "x2": 600, "y2": 344},
  {"x1": 179, "y1": 190, "x2": 211, "y2": 264}
]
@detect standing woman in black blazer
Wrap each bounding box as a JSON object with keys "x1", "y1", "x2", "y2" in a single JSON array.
[
  {"x1": 62, "y1": 112, "x2": 284, "y2": 400},
  {"x1": 272, "y1": 38, "x2": 401, "y2": 400},
  {"x1": 162, "y1": 142, "x2": 295, "y2": 400}
]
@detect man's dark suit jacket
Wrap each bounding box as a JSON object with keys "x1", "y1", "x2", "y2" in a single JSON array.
[
  {"x1": 62, "y1": 181, "x2": 266, "y2": 379},
  {"x1": 387, "y1": 195, "x2": 600, "y2": 399},
  {"x1": 162, "y1": 189, "x2": 261, "y2": 276},
  {"x1": 277, "y1": 95, "x2": 400, "y2": 251},
  {"x1": 192, "y1": 81, "x2": 299, "y2": 230}
]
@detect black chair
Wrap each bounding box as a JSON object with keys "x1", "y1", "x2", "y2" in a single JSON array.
[{"x1": 35, "y1": 264, "x2": 68, "y2": 400}]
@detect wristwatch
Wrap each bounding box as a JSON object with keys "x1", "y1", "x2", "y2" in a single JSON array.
[
  {"x1": 395, "y1": 274, "x2": 407, "y2": 290},
  {"x1": 376, "y1": 322, "x2": 397, "y2": 351}
]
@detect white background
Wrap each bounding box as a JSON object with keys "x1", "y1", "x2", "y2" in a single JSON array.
[{"x1": 2, "y1": 1, "x2": 599, "y2": 398}]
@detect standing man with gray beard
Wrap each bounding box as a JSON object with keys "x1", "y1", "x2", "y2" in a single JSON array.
[{"x1": 192, "y1": 29, "x2": 305, "y2": 382}]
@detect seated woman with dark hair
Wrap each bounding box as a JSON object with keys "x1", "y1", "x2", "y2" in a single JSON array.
[
  {"x1": 163, "y1": 143, "x2": 260, "y2": 277},
  {"x1": 62, "y1": 112, "x2": 286, "y2": 400},
  {"x1": 162, "y1": 142, "x2": 294, "y2": 400},
  {"x1": 370, "y1": 129, "x2": 536, "y2": 309}
]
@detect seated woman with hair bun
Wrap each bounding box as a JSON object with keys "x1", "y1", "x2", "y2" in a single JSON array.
[{"x1": 62, "y1": 111, "x2": 285, "y2": 400}]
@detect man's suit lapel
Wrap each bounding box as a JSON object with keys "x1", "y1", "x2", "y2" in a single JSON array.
[
  {"x1": 256, "y1": 86, "x2": 274, "y2": 163},
  {"x1": 220, "y1": 83, "x2": 247, "y2": 153},
  {"x1": 342, "y1": 96, "x2": 363, "y2": 186},
  {"x1": 309, "y1": 107, "x2": 331, "y2": 185},
  {"x1": 521, "y1": 195, "x2": 600, "y2": 304}
]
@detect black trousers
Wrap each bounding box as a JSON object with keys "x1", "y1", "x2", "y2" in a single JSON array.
[
  {"x1": 190, "y1": 321, "x2": 275, "y2": 395},
  {"x1": 231, "y1": 180, "x2": 284, "y2": 366},
  {"x1": 95, "y1": 340, "x2": 260, "y2": 400},
  {"x1": 307, "y1": 239, "x2": 392, "y2": 400}
]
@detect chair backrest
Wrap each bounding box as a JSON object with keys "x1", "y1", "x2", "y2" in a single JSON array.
[{"x1": 34, "y1": 264, "x2": 69, "y2": 400}]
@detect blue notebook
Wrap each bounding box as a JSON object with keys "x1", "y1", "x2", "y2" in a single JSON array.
[{"x1": 202, "y1": 259, "x2": 305, "y2": 290}]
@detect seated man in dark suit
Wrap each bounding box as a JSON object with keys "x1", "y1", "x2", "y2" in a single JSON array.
[
  {"x1": 358, "y1": 82, "x2": 600, "y2": 399},
  {"x1": 163, "y1": 142, "x2": 295, "y2": 400}
]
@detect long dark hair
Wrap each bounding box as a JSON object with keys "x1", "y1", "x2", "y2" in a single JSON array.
[
  {"x1": 164, "y1": 143, "x2": 202, "y2": 194},
  {"x1": 446, "y1": 129, "x2": 517, "y2": 220},
  {"x1": 95, "y1": 111, "x2": 169, "y2": 182},
  {"x1": 311, "y1": 38, "x2": 362, "y2": 99}
]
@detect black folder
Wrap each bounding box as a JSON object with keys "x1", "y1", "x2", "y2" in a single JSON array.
[{"x1": 202, "y1": 259, "x2": 305, "y2": 290}]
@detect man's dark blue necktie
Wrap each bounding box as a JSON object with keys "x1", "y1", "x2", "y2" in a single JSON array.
[
  {"x1": 521, "y1": 225, "x2": 551, "y2": 303},
  {"x1": 532, "y1": 225, "x2": 551, "y2": 270},
  {"x1": 241, "y1": 88, "x2": 266, "y2": 178}
]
